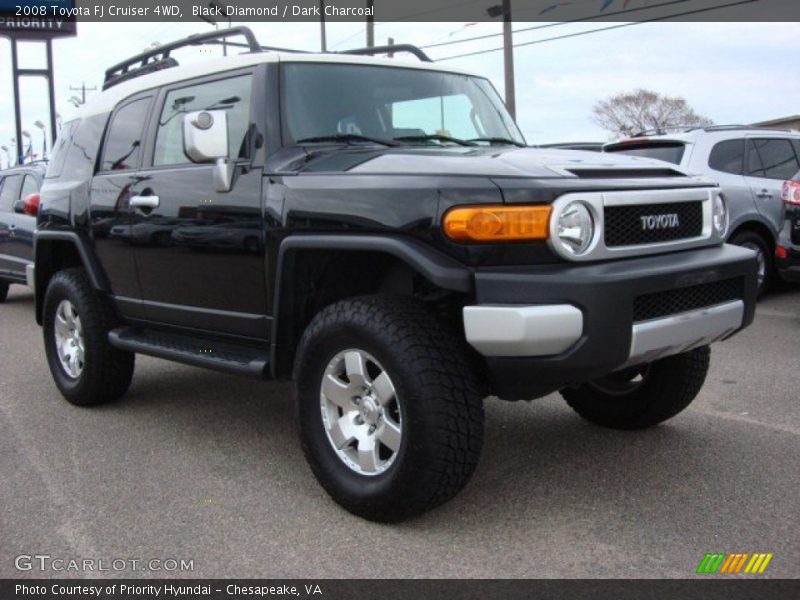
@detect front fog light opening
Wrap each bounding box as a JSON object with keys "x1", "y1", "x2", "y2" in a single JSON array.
[
  {"x1": 713, "y1": 193, "x2": 729, "y2": 237},
  {"x1": 557, "y1": 201, "x2": 594, "y2": 255}
]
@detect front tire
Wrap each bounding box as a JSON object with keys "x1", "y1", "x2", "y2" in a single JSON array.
[
  {"x1": 43, "y1": 268, "x2": 135, "y2": 406},
  {"x1": 561, "y1": 347, "x2": 710, "y2": 430},
  {"x1": 294, "y1": 295, "x2": 485, "y2": 522}
]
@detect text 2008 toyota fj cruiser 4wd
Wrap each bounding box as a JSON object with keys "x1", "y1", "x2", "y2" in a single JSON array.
[{"x1": 34, "y1": 28, "x2": 757, "y2": 521}]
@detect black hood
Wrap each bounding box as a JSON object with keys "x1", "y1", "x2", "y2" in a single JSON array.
[{"x1": 292, "y1": 145, "x2": 689, "y2": 179}]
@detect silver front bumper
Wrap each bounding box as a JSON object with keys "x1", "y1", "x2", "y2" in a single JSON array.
[
  {"x1": 463, "y1": 299, "x2": 744, "y2": 364},
  {"x1": 620, "y1": 300, "x2": 744, "y2": 368},
  {"x1": 25, "y1": 264, "x2": 35, "y2": 289}
]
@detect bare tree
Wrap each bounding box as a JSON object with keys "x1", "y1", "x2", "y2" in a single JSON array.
[{"x1": 592, "y1": 89, "x2": 713, "y2": 138}]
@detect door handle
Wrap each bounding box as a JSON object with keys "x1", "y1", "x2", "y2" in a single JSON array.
[
  {"x1": 130, "y1": 195, "x2": 160, "y2": 209},
  {"x1": 8, "y1": 224, "x2": 16, "y2": 230},
  {"x1": 756, "y1": 189, "x2": 773, "y2": 199}
]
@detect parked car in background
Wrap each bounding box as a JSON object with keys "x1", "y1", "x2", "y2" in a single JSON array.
[
  {"x1": 605, "y1": 126, "x2": 800, "y2": 294},
  {"x1": 539, "y1": 142, "x2": 604, "y2": 152},
  {"x1": 777, "y1": 171, "x2": 800, "y2": 282},
  {"x1": 0, "y1": 163, "x2": 45, "y2": 302}
]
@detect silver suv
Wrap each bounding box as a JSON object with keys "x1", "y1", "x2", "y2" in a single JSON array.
[{"x1": 605, "y1": 126, "x2": 800, "y2": 294}]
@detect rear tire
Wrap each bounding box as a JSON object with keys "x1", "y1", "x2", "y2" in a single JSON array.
[
  {"x1": 561, "y1": 347, "x2": 710, "y2": 430},
  {"x1": 294, "y1": 295, "x2": 485, "y2": 522},
  {"x1": 729, "y1": 230, "x2": 773, "y2": 297},
  {"x1": 0, "y1": 280, "x2": 8, "y2": 303},
  {"x1": 43, "y1": 268, "x2": 135, "y2": 406}
]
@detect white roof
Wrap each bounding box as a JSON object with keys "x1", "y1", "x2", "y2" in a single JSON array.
[{"x1": 79, "y1": 52, "x2": 478, "y2": 118}]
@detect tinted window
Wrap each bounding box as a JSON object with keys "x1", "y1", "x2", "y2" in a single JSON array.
[
  {"x1": 605, "y1": 142, "x2": 686, "y2": 165},
  {"x1": 747, "y1": 138, "x2": 800, "y2": 180},
  {"x1": 708, "y1": 139, "x2": 744, "y2": 175},
  {"x1": 153, "y1": 75, "x2": 253, "y2": 167},
  {"x1": 0, "y1": 175, "x2": 21, "y2": 211},
  {"x1": 99, "y1": 97, "x2": 151, "y2": 172}
]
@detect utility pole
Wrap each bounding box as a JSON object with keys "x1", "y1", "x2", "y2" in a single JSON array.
[
  {"x1": 69, "y1": 82, "x2": 97, "y2": 105},
  {"x1": 366, "y1": 0, "x2": 374, "y2": 47},
  {"x1": 487, "y1": 1, "x2": 516, "y2": 119},
  {"x1": 320, "y1": 0, "x2": 327, "y2": 51},
  {"x1": 502, "y1": 0, "x2": 515, "y2": 119}
]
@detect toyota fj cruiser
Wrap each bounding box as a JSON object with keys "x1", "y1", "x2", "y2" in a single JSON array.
[{"x1": 34, "y1": 28, "x2": 758, "y2": 521}]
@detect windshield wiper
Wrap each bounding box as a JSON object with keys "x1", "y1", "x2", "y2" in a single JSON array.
[
  {"x1": 393, "y1": 134, "x2": 478, "y2": 147},
  {"x1": 468, "y1": 137, "x2": 526, "y2": 148},
  {"x1": 296, "y1": 134, "x2": 402, "y2": 147}
]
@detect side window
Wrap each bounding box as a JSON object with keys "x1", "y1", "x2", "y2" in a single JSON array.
[
  {"x1": 708, "y1": 139, "x2": 744, "y2": 175},
  {"x1": 99, "y1": 97, "x2": 151, "y2": 172},
  {"x1": 20, "y1": 175, "x2": 39, "y2": 197},
  {"x1": 153, "y1": 74, "x2": 253, "y2": 167},
  {"x1": 747, "y1": 138, "x2": 800, "y2": 180},
  {"x1": 0, "y1": 175, "x2": 21, "y2": 212}
]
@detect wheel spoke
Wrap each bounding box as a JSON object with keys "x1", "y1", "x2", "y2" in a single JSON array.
[
  {"x1": 328, "y1": 414, "x2": 359, "y2": 450},
  {"x1": 322, "y1": 374, "x2": 354, "y2": 409},
  {"x1": 54, "y1": 313, "x2": 70, "y2": 339},
  {"x1": 371, "y1": 371, "x2": 395, "y2": 406},
  {"x1": 357, "y1": 437, "x2": 380, "y2": 473},
  {"x1": 378, "y1": 417, "x2": 402, "y2": 452},
  {"x1": 344, "y1": 351, "x2": 368, "y2": 387}
]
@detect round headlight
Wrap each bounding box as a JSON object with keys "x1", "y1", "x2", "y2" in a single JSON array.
[
  {"x1": 713, "y1": 193, "x2": 728, "y2": 237},
  {"x1": 557, "y1": 201, "x2": 594, "y2": 255}
]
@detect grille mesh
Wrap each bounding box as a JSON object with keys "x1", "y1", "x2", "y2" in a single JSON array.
[
  {"x1": 633, "y1": 278, "x2": 744, "y2": 322},
  {"x1": 605, "y1": 202, "x2": 703, "y2": 247}
]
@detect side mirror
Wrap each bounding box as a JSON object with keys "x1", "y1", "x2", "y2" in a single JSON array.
[
  {"x1": 22, "y1": 193, "x2": 40, "y2": 217},
  {"x1": 183, "y1": 110, "x2": 234, "y2": 193}
]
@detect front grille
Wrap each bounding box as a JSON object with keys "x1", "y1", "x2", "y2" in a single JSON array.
[
  {"x1": 605, "y1": 201, "x2": 703, "y2": 247},
  {"x1": 633, "y1": 278, "x2": 744, "y2": 322}
]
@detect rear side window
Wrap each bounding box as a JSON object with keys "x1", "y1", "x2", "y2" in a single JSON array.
[
  {"x1": 46, "y1": 119, "x2": 79, "y2": 179},
  {"x1": 153, "y1": 74, "x2": 253, "y2": 167},
  {"x1": 708, "y1": 139, "x2": 745, "y2": 175},
  {"x1": 605, "y1": 142, "x2": 686, "y2": 165},
  {"x1": 0, "y1": 175, "x2": 21, "y2": 211},
  {"x1": 747, "y1": 138, "x2": 800, "y2": 180},
  {"x1": 20, "y1": 175, "x2": 39, "y2": 198},
  {"x1": 99, "y1": 97, "x2": 152, "y2": 172}
]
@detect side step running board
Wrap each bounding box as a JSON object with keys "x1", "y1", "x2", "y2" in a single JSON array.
[{"x1": 109, "y1": 327, "x2": 270, "y2": 379}]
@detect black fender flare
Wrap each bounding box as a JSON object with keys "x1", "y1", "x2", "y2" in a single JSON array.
[
  {"x1": 33, "y1": 230, "x2": 110, "y2": 324},
  {"x1": 270, "y1": 234, "x2": 473, "y2": 379}
]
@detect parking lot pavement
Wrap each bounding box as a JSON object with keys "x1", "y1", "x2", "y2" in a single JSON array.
[{"x1": 0, "y1": 284, "x2": 798, "y2": 579}]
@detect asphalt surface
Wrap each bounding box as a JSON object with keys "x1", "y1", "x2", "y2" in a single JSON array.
[{"x1": 1, "y1": 284, "x2": 798, "y2": 579}]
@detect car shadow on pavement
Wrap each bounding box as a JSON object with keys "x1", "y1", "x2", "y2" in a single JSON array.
[{"x1": 89, "y1": 362, "x2": 791, "y2": 535}]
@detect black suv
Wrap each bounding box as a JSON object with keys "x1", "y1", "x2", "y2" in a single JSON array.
[
  {"x1": 0, "y1": 163, "x2": 44, "y2": 302},
  {"x1": 34, "y1": 28, "x2": 758, "y2": 521}
]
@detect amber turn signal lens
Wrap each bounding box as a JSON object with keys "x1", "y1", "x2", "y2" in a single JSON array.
[{"x1": 443, "y1": 205, "x2": 551, "y2": 242}]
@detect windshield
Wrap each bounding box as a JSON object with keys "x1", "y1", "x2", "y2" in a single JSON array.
[
  {"x1": 605, "y1": 142, "x2": 687, "y2": 165},
  {"x1": 280, "y1": 63, "x2": 525, "y2": 146}
]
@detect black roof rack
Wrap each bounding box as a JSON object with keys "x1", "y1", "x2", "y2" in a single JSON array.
[
  {"x1": 103, "y1": 26, "x2": 433, "y2": 91},
  {"x1": 103, "y1": 26, "x2": 262, "y2": 90},
  {"x1": 341, "y1": 44, "x2": 433, "y2": 63}
]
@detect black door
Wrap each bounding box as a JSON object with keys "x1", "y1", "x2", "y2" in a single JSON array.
[
  {"x1": 90, "y1": 95, "x2": 154, "y2": 319},
  {"x1": 5, "y1": 173, "x2": 38, "y2": 270},
  {"x1": 0, "y1": 174, "x2": 25, "y2": 281},
  {"x1": 131, "y1": 72, "x2": 268, "y2": 338}
]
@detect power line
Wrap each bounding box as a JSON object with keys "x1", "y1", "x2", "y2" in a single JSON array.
[
  {"x1": 421, "y1": 0, "x2": 691, "y2": 49},
  {"x1": 436, "y1": 0, "x2": 759, "y2": 61}
]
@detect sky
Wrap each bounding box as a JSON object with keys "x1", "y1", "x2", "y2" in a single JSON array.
[{"x1": 1, "y1": 20, "x2": 798, "y2": 165}]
